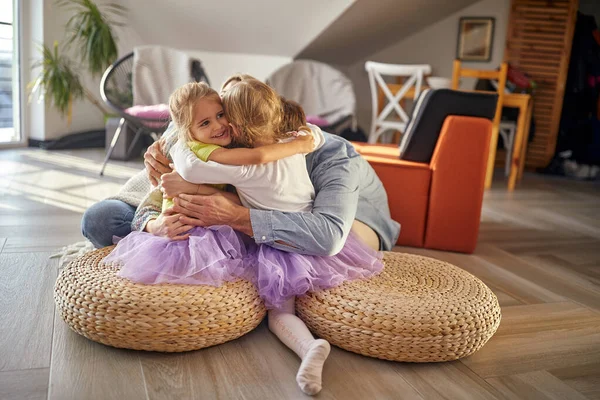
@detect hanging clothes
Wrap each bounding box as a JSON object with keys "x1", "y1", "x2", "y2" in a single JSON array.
[{"x1": 555, "y1": 11, "x2": 600, "y2": 172}]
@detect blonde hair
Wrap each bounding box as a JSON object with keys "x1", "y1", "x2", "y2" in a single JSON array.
[
  {"x1": 222, "y1": 79, "x2": 307, "y2": 148},
  {"x1": 220, "y1": 73, "x2": 256, "y2": 93},
  {"x1": 169, "y1": 82, "x2": 220, "y2": 142}
]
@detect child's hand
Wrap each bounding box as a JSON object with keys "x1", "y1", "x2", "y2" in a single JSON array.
[
  {"x1": 293, "y1": 134, "x2": 315, "y2": 154},
  {"x1": 145, "y1": 210, "x2": 193, "y2": 240},
  {"x1": 160, "y1": 170, "x2": 198, "y2": 198}
]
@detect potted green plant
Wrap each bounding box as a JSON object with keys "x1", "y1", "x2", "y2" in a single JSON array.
[{"x1": 29, "y1": 0, "x2": 126, "y2": 123}]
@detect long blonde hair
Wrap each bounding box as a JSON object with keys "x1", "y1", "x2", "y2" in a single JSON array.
[
  {"x1": 169, "y1": 82, "x2": 220, "y2": 142},
  {"x1": 222, "y1": 79, "x2": 308, "y2": 147}
]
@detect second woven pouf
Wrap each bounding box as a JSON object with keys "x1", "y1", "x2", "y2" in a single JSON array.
[
  {"x1": 54, "y1": 246, "x2": 266, "y2": 352},
  {"x1": 296, "y1": 252, "x2": 501, "y2": 362}
]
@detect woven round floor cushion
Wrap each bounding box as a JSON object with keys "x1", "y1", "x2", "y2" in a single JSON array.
[
  {"x1": 296, "y1": 252, "x2": 501, "y2": 362},
  {"x1": 54, "y1": 246, "x2": 266, "y2": 352}
]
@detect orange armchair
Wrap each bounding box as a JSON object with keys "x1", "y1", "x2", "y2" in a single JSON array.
[{"x1": 353, "y1": 116, "x2": 492, "y2": 253}]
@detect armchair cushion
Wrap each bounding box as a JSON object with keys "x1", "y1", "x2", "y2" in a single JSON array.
[
  {"x1": 353, "y1": 143, "x2": 431, "y2": 247},
  {"x1": 399, "y1": 89, "x2": 498, "y2": 163}
]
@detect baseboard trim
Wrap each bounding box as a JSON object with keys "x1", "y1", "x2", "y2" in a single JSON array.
[{"x1": 28, "y1": 130, "x2": 106, "y2": 150}]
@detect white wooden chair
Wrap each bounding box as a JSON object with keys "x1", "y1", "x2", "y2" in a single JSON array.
[{"x1": 365, "y1": 61, "x2": 432, "y2": 144}]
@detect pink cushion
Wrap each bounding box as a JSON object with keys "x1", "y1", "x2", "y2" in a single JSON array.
[
  {"x1": 306, "y1": 115, "x2": 329, "y2": 127},
  {"x1": 125, "y1": 104, "x2": 170, "y2": 128}
]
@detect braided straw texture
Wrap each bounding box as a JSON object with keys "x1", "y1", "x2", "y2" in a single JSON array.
[
  {"x1": 296, "y1": 252, "x2": 501, "y2": 362},
  {"x1": 54, "y1": 246, "x2": 266, "y2": 352}
]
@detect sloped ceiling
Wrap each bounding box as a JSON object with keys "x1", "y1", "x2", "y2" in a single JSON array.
[
  {"x1": 296, "y1": 0, "x2": 481, "y2": 65},
  {"x1": 119, "y1": 0, "x2": 355, "y2": 56}
]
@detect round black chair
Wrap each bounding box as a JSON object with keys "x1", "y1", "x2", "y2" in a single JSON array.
[{"x1": 99, "y1": 52, "x2": 209, "y2": 175}]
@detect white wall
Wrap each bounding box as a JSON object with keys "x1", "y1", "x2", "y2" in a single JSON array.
[
  {"x1": 40, "y1": 0, "x2": 109, "y2": 142},
  {"x1": 123, "y1": 0, "x2": 354, "y2": 57},
  {"x1": 186, "y1": 51, "x2": 292, "y2": 90},
  {"x1": 296, "y1": 0, "x2": 479, "y2": 65},
  {"x1": 21, "y1": 0, "x2": 45, "y2": 142},
  {"x1": 23, "y1": 0, "x2": 147, "y2": 141},
  {"x1": 346, "y1": 0, "x2": 510, "y2": 132}
]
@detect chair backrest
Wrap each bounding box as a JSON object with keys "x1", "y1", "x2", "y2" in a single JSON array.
[
  {"x1": 451, "y1": 60, "x2": 508, "y2": 133},
  {"x1": 451, "y1": 60, "x2": 509, "y2": 189},
  {"x1": 365, "y1": 61, "x2": 432, "y2": 143},
  {"x1": 101, "y1": 52, "x2": 134, "y2": 112},
  {"x1": 399, "y1": 89, "x2": 498, "y2": 162},
  {"x1": 100, "y1": 52, "x2": 169, "y2": 131},
  {"x1": 100, "y1": 51, "x2": 210, "y2": 127}
]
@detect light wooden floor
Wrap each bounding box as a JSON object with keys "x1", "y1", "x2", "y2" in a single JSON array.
[{"x1": 0, "y1": 147, "x2": 599, "y2": 400}]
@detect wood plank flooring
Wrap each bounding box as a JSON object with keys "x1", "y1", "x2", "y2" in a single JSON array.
[{"x1": 0, "y1": 147, "x2": 598, "y2": 399}]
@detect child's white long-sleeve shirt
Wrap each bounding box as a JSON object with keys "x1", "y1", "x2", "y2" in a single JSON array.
[{"x1": 170, "y1": 124, "x2": 326, "y2": 213}]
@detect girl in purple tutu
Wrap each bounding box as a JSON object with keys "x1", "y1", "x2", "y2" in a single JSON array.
[
  {"x1": 103, "y1": 82, "x2": 315, "y2": 286},
  {"x1": 168, "y1": 78, "x2": 384, "y2": 395}
]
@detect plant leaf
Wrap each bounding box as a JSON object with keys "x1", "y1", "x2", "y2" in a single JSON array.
[
  {"x1": 28, "y1": 42, "x2": 85, "y2": 118},
  {"x1": 58, "y1": 0, "x2": 125, "y2": 76}
]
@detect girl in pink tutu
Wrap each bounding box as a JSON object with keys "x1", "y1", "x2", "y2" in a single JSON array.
[
  {"x1": 103, "y1": 82, "x2": 315, "y2": 286},
  {"x1": 167, "y1": 78, "x2": 384, "y2": 395}
]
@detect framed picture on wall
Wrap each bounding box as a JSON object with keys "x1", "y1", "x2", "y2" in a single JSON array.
[{"x1": 456, "y1": 17, "x2": 495, "y2": 62}]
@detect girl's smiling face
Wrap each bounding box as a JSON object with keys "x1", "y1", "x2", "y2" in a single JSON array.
[{"x1": 189, "y1": 97, "x2": 232, "y2": 146}]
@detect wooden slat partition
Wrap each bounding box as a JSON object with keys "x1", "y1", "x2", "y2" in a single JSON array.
[{"x1": 504, "y1": 0, "x2": 579, "y2": 168}]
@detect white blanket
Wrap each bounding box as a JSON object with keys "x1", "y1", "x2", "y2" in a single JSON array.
[
  {"x1": 266, "y1": 60, "x2": 356, "y2": 125},
  {"x1": 132, "y1": 46, "x2": 195, "y2": 106}
]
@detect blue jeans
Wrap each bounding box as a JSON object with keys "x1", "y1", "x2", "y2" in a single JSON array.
[{"x1": 81, "y1": 200, "x2": 137, "y2": 248}]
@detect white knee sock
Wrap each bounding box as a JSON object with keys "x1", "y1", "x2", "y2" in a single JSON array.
[{"x1": 268, "y1": 298, "x2": 331, "y2": 396}]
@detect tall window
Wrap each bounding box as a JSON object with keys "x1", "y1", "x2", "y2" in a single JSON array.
[{"x1": 0, "y1": 0, "x2": 19, "y2": 144}]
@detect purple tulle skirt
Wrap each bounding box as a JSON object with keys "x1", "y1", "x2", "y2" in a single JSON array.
[
  {"x1": 247, "y1": 233, "x2": 383, "y2": 309},
  {"x1": 103, "y1": 228, "x2": 383, "y2": 310},
  {"x1": 103, "y1": 225, "x2": 252, "y2": 285}
]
